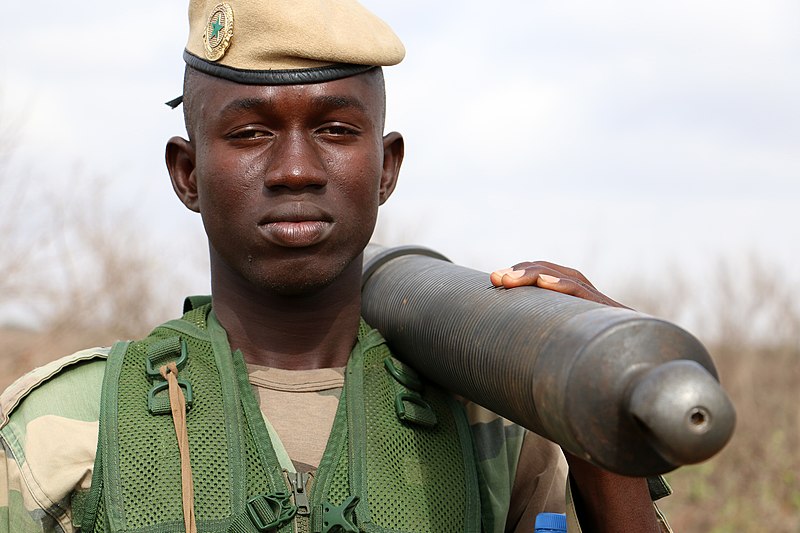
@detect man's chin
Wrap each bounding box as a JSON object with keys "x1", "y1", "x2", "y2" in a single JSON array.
[
  {"x1": 227, "y1": 245, "x2": 366, "y2": 298},
  {"x1": 250, "y1": 260, "x2": 353, "y2": 298}
]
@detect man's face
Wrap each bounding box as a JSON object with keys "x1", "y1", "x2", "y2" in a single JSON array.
[{"x1": 169, "y1": 70, "x2": 402, "y2": 295}]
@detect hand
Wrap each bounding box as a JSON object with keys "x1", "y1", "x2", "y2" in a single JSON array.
[{"x1": 490, "y1": 261, "x2": 628, "y2": 308}]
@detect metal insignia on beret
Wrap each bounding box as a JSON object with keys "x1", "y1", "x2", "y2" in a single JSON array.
[{"x1": 203, "y1": 3, "x2": 234, "y2": 61}]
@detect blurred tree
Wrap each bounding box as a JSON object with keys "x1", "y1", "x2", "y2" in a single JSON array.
[{"x1": 0, "y1": 99, "x2": 190, "y2": 383}]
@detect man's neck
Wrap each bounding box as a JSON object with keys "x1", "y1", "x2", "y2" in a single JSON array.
[{"x1": 209, "y1": 256, "x2": 364, "y2": 370}]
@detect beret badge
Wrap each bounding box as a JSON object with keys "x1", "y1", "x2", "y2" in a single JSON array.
[{"x1": 203, "y1": 3, "x2": 234, "y2": 61}]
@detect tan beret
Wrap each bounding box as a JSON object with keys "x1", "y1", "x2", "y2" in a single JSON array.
[{"x1": 184, "y1": 0, "x2": 405, "y2": 85}]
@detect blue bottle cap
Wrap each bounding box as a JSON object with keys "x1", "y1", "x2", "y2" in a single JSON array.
[{"x1": 534, "y1": 512, "x2": 567, "y2": 532}]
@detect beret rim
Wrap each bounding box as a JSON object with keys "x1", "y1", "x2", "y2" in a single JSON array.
[{"x1": 184, "y1": 50, "x2": 375, "y2": 85}]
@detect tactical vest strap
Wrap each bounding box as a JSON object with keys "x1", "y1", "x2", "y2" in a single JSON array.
[
  {"x1": 338, "y1": 323, "x2": 482, "y2": 532},
  {"x1": 80, "y1": 340, "x2": 128, "y2": 533},
  {"x1": 184, "y1": 294, "x2": 213, "y2": 313}
]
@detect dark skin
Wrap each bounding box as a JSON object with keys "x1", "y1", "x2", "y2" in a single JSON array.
[{"x1": 166, "y1": 67, "x2": 658, "y2": 532}]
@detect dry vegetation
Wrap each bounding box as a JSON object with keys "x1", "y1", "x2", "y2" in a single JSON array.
[
  {"x1": 1, "y1": 127, "x2": 797, "y2": 533},
  {"x1": 660, "y1": 341, "x2": 799, "y2": 532},
  {"x1": 0, "y1": 123, "x2": 190, "y2": 383},
  {"x1": 0, "y1": 182, "x2": 190, "y2": 384}
]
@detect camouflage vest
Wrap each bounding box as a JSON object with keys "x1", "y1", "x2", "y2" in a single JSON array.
[{"x1": 80, "y1": 301, "x2": 482, "y2": 532}]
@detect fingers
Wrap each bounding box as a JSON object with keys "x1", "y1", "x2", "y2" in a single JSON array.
[
  {"x1": 490, "y1": 263, "x2": 577, "y2": 290},
  {"x1": 490, "y1": 262, "x2": 628, "y2": 308},
  {"x1": 512, "y1": 260, "x2": 596, "y2": 289},
  {"x1": 489, "y1": 267, "x2": 521, "y2": 287}
]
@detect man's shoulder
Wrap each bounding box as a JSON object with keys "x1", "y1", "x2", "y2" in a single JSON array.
[
  {"x1": 0, "y1": 347, "x2": 110, "y2": 434},
  {"x1": 0, "y1": 348, "x2": 109, "y2": 532}
]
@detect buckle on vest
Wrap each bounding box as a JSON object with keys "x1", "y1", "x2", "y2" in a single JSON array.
[
  {"x1": 395, "y1": 392, "x2": 437, "y2": 428},
  {"x1": 246, "y1": 492, "x2": 297, "y2": 531},
  {"x1": 322, "y1": 494, "x2": 359, "y2": 533},
  {"x1": 145, "y1": 337, "x2": 188, "y2": 379},
  {"x1": 147, "y1": 378, "x2": 193, "y2": 415},
  {"x1": 383, "y1": 357, "x2": 423, "y2": 392},
  {"x1": 145, "y1": 337, "x2": 194, "y2": 415},
  {"x1": 385, "y1": 357, "x2": 437, "y2": 427}
]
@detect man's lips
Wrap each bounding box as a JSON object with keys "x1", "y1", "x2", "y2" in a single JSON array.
[
  {"x1": 259, "y1": 220, "x2": 333, "y2": 247},
  {"x1": 258, "y1": 205, "x2": 334, "y2": 248}
]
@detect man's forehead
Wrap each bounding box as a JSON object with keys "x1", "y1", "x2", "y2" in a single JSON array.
[{"x1": 184, "y1": 67, "x2": 385, "y2": 131}]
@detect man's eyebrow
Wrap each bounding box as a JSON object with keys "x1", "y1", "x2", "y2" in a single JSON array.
[
  {"x1": 217, "y1": 94, "x2": 367, "y2": 118},
  {"x1": 311, "y1": 95, "x2": 367, "y2": 114},
  {"x1": 219, "y1": 97, "x2": 270, "y2": 118}
]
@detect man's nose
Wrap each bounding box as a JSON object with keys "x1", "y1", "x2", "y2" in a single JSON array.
[{"x1": 263, "y1": 132, "x2": 328, "y2": 190}]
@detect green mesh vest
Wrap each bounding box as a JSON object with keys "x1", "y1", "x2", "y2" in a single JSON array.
[{"x1": 80, "y1": 301, "x2": 482, "y2": 532}]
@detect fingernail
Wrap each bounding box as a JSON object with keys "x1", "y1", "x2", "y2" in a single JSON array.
[
  {"x1": 505, "y1": 270, "x2": 526, "y2": 279},
  {"x1": 539, "y1": 274, "x2": 561, "y2": 284}
]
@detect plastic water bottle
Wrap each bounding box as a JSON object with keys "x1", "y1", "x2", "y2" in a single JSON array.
[{"x1": 534, "y1": 512, "x2": 567, "y2": 533}]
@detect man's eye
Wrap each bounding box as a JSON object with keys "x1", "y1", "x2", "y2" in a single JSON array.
[
  {"x1": 229, "y1": 128, "x2": 271, "y2": 139},
  {"x1": 318, "y1": 125, "x2": 358, "y2": 136}
]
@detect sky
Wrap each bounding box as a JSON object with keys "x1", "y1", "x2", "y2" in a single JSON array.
[{"x1": 3, "y1": 0, "x2": 799, "y2": 304}]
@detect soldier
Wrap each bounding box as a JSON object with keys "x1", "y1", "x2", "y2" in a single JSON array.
[{"x1": 0, "y1": 1, "x2": 671, "y2": 532}]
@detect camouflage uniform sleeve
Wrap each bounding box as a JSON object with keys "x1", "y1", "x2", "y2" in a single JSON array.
[
  {"x1": 505, "y1": 430, "x2": 569, "y2": 531},
  {"x1": 461, "y1": 398, "x2": 573, "y2": 533},
  {"x1": 0, "y1": 348, "x2": 108, "y2": 533},
  {"x1": 0, "y1": 440, "x2": 45, "y2": 532}
]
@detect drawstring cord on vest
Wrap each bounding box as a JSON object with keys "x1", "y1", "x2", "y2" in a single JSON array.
[{"x1": 160, "y1": 362, "x2": 198, "y2": 533}]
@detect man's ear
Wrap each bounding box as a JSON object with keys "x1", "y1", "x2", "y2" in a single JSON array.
[
  {"x1": 165, "y1": 136, "x2": 199, "y2": 212},
  {"x1": 378, "y1": 131, "x2": 404, "y2": 205}
]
